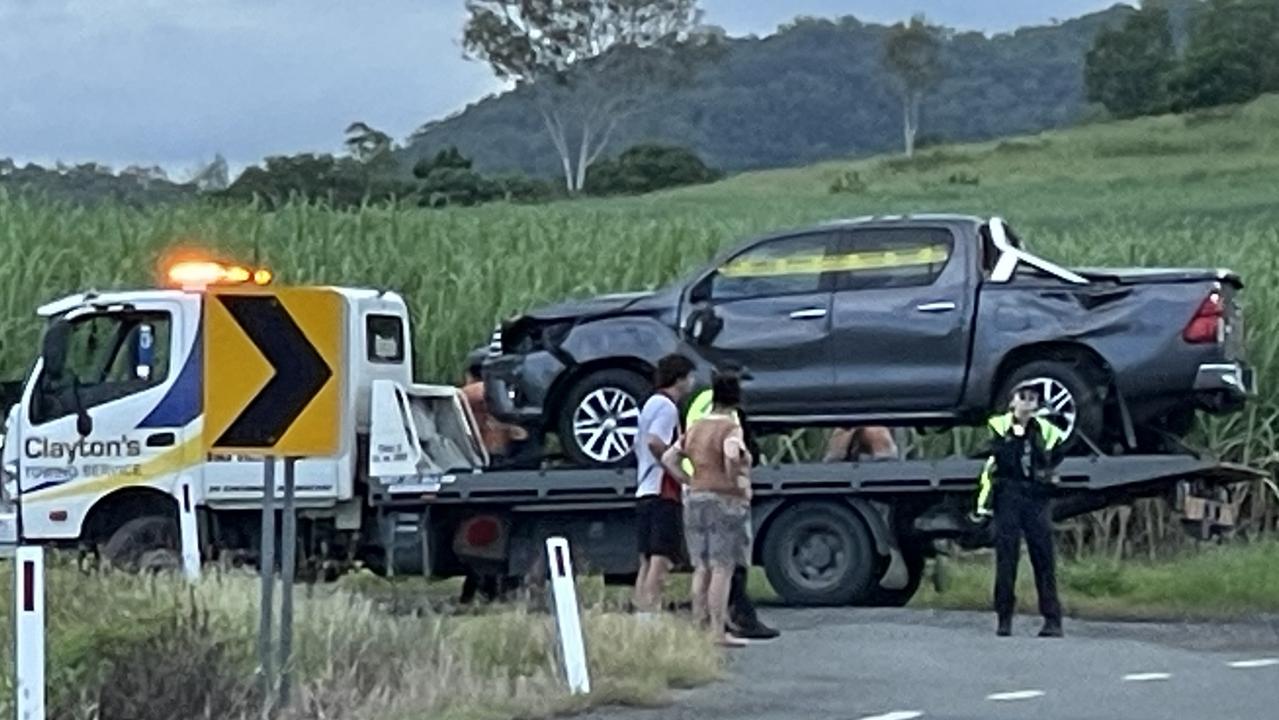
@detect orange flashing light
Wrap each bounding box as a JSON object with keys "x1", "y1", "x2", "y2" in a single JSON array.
[{"x1": 166, "y1": 260, "x2": 275, "y2": 290}]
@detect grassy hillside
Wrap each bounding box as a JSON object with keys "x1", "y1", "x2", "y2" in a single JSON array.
[
  {"x1": 2, "y1": 95, "x2": 1278, "y2": 462},
  {"x1": 406, "y1": 6, "x2": 1137, "y2": 176}
]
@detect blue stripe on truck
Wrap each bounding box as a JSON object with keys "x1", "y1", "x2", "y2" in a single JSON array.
[{"x1": 138, "y1": 325, "x2": 203, "y2": 428}]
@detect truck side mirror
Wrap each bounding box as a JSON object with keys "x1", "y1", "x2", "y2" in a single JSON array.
[
  {"x1": 76, "y1": 407, "x2": 93, "y2": 438},
  {"x1": 40, "y1": 319, "x2": 71, "y2": 382}
]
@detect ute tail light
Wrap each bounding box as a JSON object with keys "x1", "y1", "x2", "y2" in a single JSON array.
[{"x1": 1183, "y1": 290, "x2": 1225, "y2": 344}]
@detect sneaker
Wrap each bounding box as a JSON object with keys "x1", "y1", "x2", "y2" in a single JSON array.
[
  {"x1": 997, "y1": 617, "x2": 1012, "y2": 637},
  {"x1": 718, "y1": 632, "x2": 751, "y2": 648},
  {"x1": 1038, "y1": 620, "x2": 1064, "y2": 638},
  {"x1": 730, "y1": 618, "x2": 780, "y2": 641}
]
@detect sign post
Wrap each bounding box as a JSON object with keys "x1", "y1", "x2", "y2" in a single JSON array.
[
  {"x1": 14, "y1": 545, "x2": 46, "y2": 720},
  {"x1": 203, "y1": 288, "x2": 343, "y2": 713},
  {"x1": 257, "y1": 457, "x2": 276, "y2": 704},
  {"x1": 545, "y1": 537, "x2": 591, "y2": 695},
  {"x1": 278, "y1": 457, "x2": 298, "y2": 707}
]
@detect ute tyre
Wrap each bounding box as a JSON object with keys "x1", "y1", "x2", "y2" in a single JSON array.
[
  {"x1": 863, "y1": 541, "x2": 926, "y2": 607},
  {"x1": 558, "y1": 368, "x2": 652, "y2": 468},
  {"x1": 101, "y1": 515, "x2": 181, "y2": 573},
  {"x1": 997, "y1": 359, "x2": 1104, "y2": 453},
  {"x1": 763, "y1": 502, "x2": 878, "y2": 606}
]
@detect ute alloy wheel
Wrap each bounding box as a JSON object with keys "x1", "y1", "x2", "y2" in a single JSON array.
[
  {"x1": 557, "y1": 368, "x2": 654, "y2": 468},
  {"x1": 572, "y1": 387, "x2": 640, "y2": 465},
  {"x1": 1019, "y1": 376, "x2": 1078, "y2": 439},
  {"x1": 998, "y1": 358, "x2": 1105, "y2": 453}
]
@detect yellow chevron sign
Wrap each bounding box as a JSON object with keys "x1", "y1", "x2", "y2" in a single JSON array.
[{"x1": 203, "y1": 288, "x2": 344, "y2": 456}]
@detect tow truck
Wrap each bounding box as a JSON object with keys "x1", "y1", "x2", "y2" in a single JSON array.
[{"x1": 0, "y1": 259, "x2": 1264, "y2": 606}]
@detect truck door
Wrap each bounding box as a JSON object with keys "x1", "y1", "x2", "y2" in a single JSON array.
[
  {"x1": 684, "y1": 231, "x2": 839, "y2": 413},
  {"x1": 828, "y1": 226, "x2": 970, "y2": 411},
  {"x1": 16, "y1": 301, "x2": 194, "y2": 540}
]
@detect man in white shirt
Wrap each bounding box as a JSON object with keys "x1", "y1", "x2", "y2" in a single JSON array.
[{"x1": 633, "y1": 354, "x2": 696, "y2": 613}]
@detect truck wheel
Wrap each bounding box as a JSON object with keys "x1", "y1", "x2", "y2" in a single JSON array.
[
  {"x1": 558, "y1": 368, "x2": 651, "y2": 468},
  {"x1": 863, "y1": 542, "x2": 926, "y2": 607},
  {"x1": 762, "y1": 502, "x2": 877, "y2": 606},
  {"x1": 100, "y1": 515, "x2": 181, "y2": 573},
  {"x1": 997, "y1": 360, "x2": 1104, "y2": 452}
]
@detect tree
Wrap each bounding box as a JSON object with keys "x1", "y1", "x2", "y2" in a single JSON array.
[
  {"x1": 462, "y1": 0, "x2": 717, "y2": 193},
  {"x1": 584, "y1": 143, "x2": 719, "y2": 195},
  {"x1": 1171, "y1": 0, "x2": 1279, "y2": 111},
  {"x1": 412, "y1": 146, "x2": 473, "y2": 179},
  {"x1": 882, "y1": 16, "x2": 945, "y2": 158},
  {"x1": 1085, "y1": 5, "x2": 1176, "y2": 118},
  {"x1": 344, "y1": 122, "x2": 396, "y2": 167},
  {"x1": 189, "y1": 154, "x2": 230, "y2": 192}
]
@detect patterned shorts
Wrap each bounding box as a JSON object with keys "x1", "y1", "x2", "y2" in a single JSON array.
[{"x1": 683, "y1": 491, "x2": 751, "y2": 569}]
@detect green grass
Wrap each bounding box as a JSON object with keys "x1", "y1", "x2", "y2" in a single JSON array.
[
  {"x1": 0, "y1": 562, "x2": 721, "y2": 720},
  {"x1": 912, "y1": 541, "x2": 1279, "y2": 621}
]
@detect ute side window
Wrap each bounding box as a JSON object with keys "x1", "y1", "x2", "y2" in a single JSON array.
[
  {"x1": 366, "y1": 314, "x2": 405, "y2": 364},
  {"x1": 709, "y1": 233, "x2": 835, "y2": 301},
  {"x1": 31, "y1": 311, "x2": 172, "y2": 425},
  {"x1": 835, "y1": 228, "x2": 955, "y2": 291}
]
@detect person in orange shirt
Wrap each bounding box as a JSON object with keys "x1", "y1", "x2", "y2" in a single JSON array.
[{"x1": 461, "y1": 350, "x2": 536, "y2": 468}]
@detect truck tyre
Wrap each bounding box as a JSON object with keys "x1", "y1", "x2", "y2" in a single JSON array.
[
  {"x1": 762, "y1": 502, "x2": 877, "y2": 606},
  {"x1": 863, "y1": 541, "x2": 926, "y2": 607},
  {"x1": 558, "y1": 368, "x2": 651, "y2": 468},
  {"x1": 100, "y1": 515, "x2": 181, "y2": 573},
  {"x1": 997, "y1": 359, "x2": 1104, "y2": 452}
]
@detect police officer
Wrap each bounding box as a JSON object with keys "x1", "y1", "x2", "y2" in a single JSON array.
[
  {"x1": 685, "y1": 384, "x2": 780, "y2": 641},
  {"x1": 973, "y1": 382, "x2": 1066, "y2": 638}
]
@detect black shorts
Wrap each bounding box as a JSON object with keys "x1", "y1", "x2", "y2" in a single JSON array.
[{"x1": 636, "y1": 496, "x2": 683, "y2": 560}]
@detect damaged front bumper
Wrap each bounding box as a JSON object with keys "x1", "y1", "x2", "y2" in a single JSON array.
[{"x1": 483, "y1": 351, "x2": 567, "y2": 426}]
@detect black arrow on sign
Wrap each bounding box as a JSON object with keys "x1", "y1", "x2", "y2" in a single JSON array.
[{"x1": 214, "y1": 295, "x2": 333, "y2": 448}]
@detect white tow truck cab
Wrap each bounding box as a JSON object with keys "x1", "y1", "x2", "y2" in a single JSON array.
[{"x1": 0, "y1": 259, "x2": 485, "y2": 570}]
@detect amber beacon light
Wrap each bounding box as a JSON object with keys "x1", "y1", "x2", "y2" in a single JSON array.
[{"x1": 166, "y1": 260, "x2": 275, "y2": 290}]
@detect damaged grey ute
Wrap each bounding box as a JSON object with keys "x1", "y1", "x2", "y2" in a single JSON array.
[{"x1": 484, "y1": 215, "x2": 1252, "y2": 467}]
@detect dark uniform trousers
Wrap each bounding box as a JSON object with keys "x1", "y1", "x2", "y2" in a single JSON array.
[{"x1": 993, "y1": 485, "x2": 1061, "y2": 622}]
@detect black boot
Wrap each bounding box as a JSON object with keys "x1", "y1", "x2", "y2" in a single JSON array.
[
  {"x1": 997, "y1": 615, "x2": 1013, "y2": 637},
  {"x1": 1038, "y1": 617, "x2": 1064, "y2": 638},
  {"x1": 730, "y1": 615, "x2": 780, "y2": 641}
]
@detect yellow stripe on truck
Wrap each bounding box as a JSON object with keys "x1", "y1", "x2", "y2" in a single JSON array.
[
  {"x1": 721, "y1": 245, "x2": 950, "y2": 278},
  {"x1": 26, "y1": 434, "x2": 204, "y2": 502}
]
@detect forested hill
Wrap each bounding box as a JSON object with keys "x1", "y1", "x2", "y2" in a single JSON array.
[{"x1": 404, "y1": 4, "x2": 1147, "y2": 177}]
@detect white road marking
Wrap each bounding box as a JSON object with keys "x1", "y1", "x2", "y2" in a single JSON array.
[
  {"x1": 1228, "y1": 658, "x2": 1279, "y2": 669},
  {"x1": 1123, "y1": 673, "x2": 1172, "y2": 682},
  {"x1": 987, "y1": 690, "x2": 1045, "y2": 701},
  {"x1": 859, "y1": 713, "x2": 924, "y2": 720}
]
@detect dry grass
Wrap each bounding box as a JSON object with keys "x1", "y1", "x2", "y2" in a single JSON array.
[{"x1": 0, "y1": 560, "x2": 721, "y2": 720}]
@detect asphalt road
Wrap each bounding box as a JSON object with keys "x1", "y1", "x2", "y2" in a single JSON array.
[{"x1": 584, "y1": 608, "x2": 1279, "y2": 720}]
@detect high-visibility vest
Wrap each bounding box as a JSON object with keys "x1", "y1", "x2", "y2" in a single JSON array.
[{"x1": 975, "y1": 412, "x2": 1064, "y2": 512}]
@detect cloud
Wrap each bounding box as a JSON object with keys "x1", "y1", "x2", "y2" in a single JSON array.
[
  {"x1": 0, "y1": 0, "x2": 1119, "y2": 171},
  {"x1": 0, "y1": 0, "x2": 502, "y2": 169}
]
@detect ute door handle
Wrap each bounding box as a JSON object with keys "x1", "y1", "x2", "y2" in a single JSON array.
[
  {"x1": 916, "y1": 301, "x2": 957, "y2": 313},
  {"x1": 789, "y1": 307, "x2": 828, "y2": 320}
]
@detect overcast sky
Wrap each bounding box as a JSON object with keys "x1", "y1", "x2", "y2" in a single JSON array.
[{"x1": 0, "y1": 0, "x2": 1121, "y2": 176}]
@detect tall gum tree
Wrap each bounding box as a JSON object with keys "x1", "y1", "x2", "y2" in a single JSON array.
[{"x1": 463, "y1": 0, "x2": 718, "y2": 193}]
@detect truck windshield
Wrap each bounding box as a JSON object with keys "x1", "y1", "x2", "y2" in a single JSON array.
[{"x1": 31, "y1": 311, "x2": 172, "y2": 425}]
